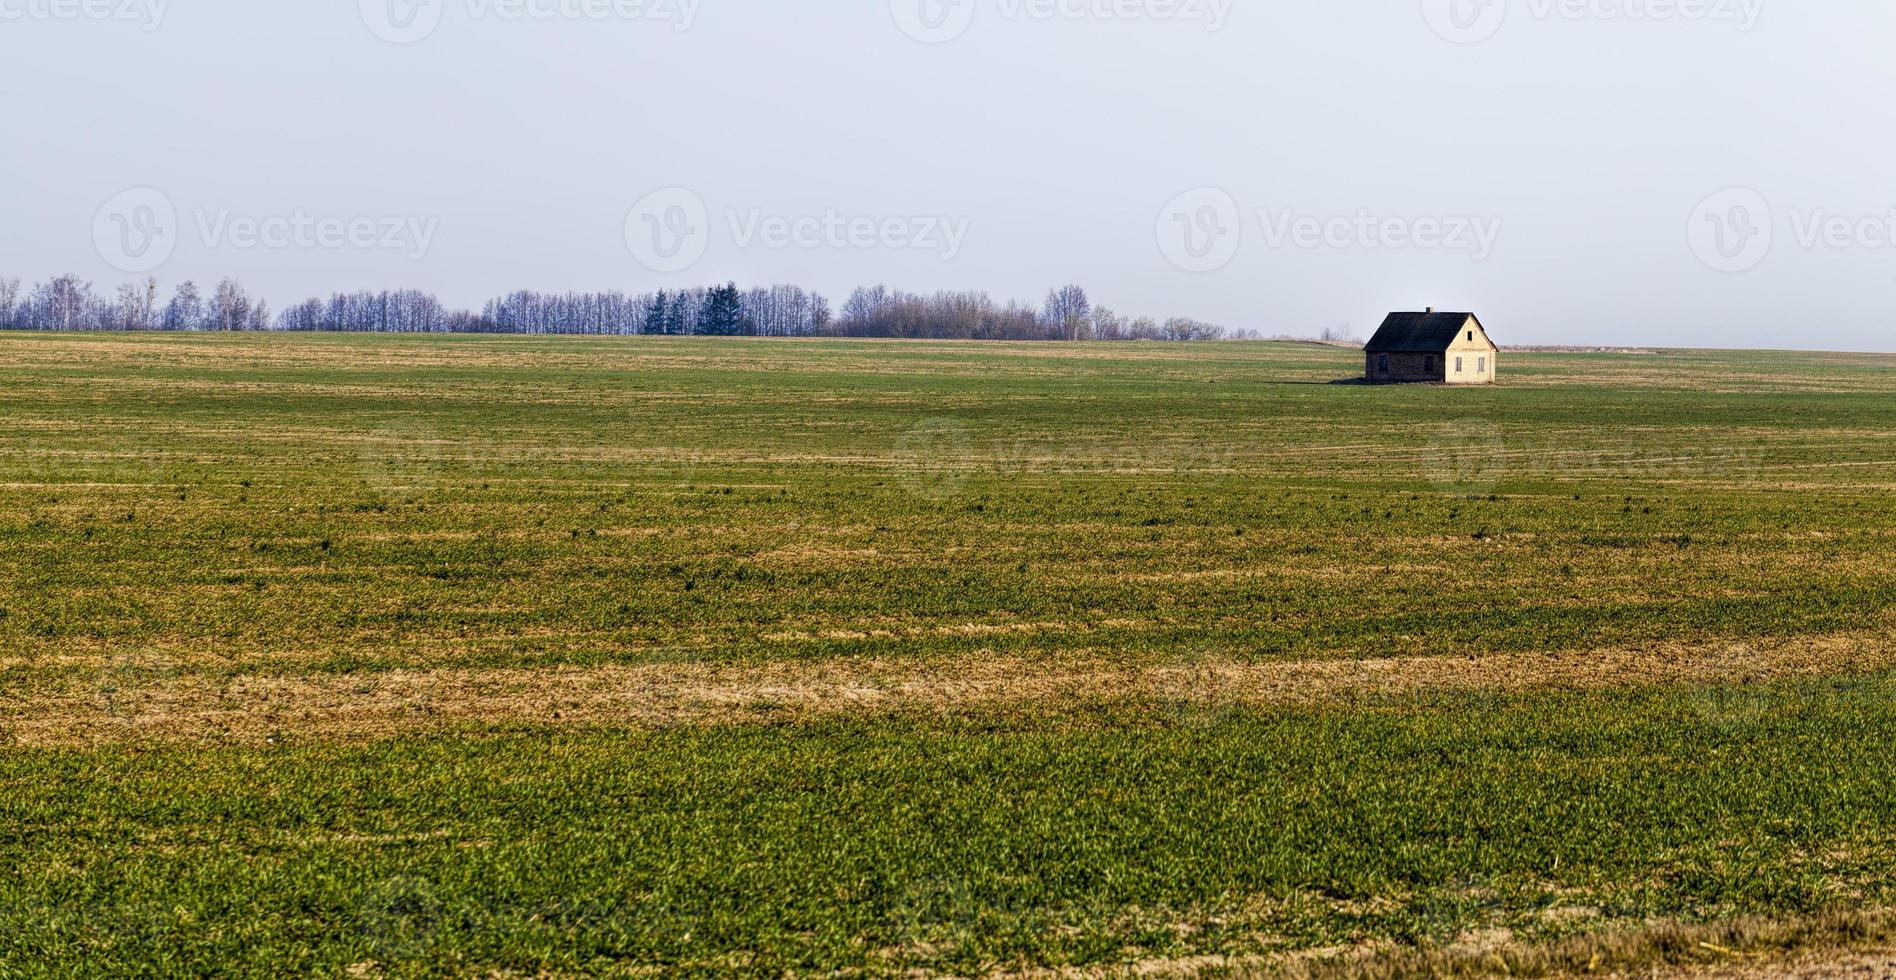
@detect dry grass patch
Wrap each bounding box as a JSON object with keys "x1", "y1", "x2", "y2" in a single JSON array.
[
  {"x1": 8, "y1": 631, "x2": 1891, "y2": 746},
  {"x1": 1011, "y1": 910, "x2": 1896, "y2": 979}
]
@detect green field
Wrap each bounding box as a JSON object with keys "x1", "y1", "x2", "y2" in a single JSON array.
[{"x1": 3, "y1": 334, "x2": 1895, "y2": 977}]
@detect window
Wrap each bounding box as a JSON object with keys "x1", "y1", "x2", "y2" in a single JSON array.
[
  {"x1": 1455, "y1": 357, "x2": 1463, "y2": 373},
  {"x1": 1467, "y1": 331, "x2": 1474, "y2": 342},
  {"x1": 1377, "y1": 354, "x2": 1389, "y2": 373},
  {"x1": 1478, "y1": 357, "x2": 1486, "y2": 373}
]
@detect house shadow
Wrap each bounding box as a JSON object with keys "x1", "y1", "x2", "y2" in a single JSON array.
[{"x1": 1265, "y1": 377, "x2": 1370, "y2": 386}]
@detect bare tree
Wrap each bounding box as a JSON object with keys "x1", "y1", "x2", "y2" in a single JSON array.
[
  {"x1": 810, "y1": 293, "x2": 832, "y2": 335},
  {"x1": 113, "y1": 278, "x2": 159, "y2": 330},
  {"x1": 164, "y1": 281, "x2": 205, "y2": 331},
  {"x1": 29, "y1": 274, "x2": 97, "y2": 331},
  {"x1": 0, "y1": 277, "x2": 19, "y2": 330},
  {"x1": 0, "y1": 273, "x2": 1229, "y2": 342},
  {"x1": 840, "y1": 285, "x2": 889, "y2": 333},
  {"x1": 211, "y1": 278, "x2": 251, "y2": 331},
  {"x1": 1163, "y1": 317, "x2": 1225, "y2": 342},
  {"x1": 1042, "y1": 285, "x2": 1093, "y2": 341}
]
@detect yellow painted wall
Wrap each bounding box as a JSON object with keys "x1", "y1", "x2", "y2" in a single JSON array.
[{"x1": 1444, "y1": 318, "x2": 1499, "y2": 385}]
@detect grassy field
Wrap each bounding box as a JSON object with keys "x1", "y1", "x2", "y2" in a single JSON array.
[{"x1": 3, "y1": 333, "x2": 1895, "y2": 977}]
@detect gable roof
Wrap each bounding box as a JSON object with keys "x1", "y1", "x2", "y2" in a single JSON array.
[{"x1": 1364, "y1": 312, "x2": 1485, "y2": 353}]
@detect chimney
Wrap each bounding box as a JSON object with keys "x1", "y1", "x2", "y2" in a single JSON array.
[{"x1": 1426, "y1": 306, "x2": 1435, "y2": 314}]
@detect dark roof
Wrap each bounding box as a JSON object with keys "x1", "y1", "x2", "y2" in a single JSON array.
[{"x1": 1364, "y1": 312, "x2": 1484, "y2": 353}]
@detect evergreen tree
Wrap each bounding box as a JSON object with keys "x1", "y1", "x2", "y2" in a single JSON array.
[
  {"x1": 647, "y1": 290, "x2": 671, "y2": 335},
  {"x1": 701, "y1": 282, "x2": 745, "y2": 336}
]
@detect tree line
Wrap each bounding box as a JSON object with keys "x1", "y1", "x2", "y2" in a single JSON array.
[{"x1": 0, "y1": 274, "x2": 1233, "y2": 341}]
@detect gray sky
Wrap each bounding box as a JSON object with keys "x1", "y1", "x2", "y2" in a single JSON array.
[{"x1": 4, "y1": 0, "x2": 1893, "y2": 349}]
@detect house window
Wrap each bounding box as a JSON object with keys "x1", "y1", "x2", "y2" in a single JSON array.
[
  {"x1": 1478, "y1": 357, "x2": 1487, "y2": 373},
  {"x1": 1467, "y1": 331, "x2": 1474, "y2": 342},
  {"x1": 1426, "y1": 355, "x2": 1436, "y2": 373},
  {"x1": 1455, "y1": 357, "x2": 1463, "y2": 373},
  {"x1": 1377, "y1": 354, "x2": 1389, "y2": 373}
]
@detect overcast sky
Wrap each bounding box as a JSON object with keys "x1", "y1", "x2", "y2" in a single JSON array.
[{"x1": 4, "y1": 0, "x2": 1893, "y2": 349}]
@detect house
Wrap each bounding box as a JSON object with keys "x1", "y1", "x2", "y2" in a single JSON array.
[{"x1": 1364, "y1": 310, "x2": 1498, "y2": 385}]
